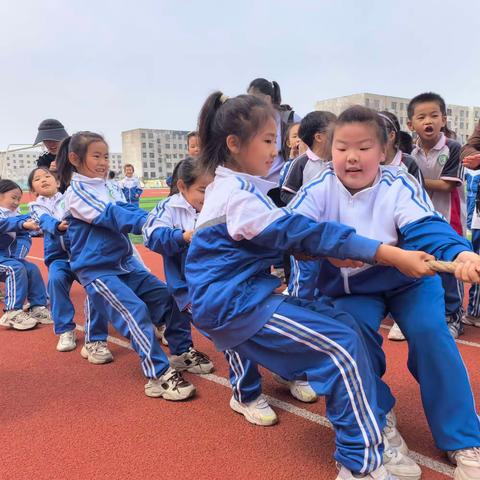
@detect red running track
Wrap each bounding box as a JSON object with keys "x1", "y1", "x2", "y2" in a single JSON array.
[{"x1": 1, "y1": 238, "x2": 479, "y2": 480}]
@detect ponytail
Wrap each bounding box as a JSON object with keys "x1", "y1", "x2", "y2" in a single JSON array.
[
  {"x1": 271, "y1": 81, "x2": 282, "y2": 105},
  {"x1": 55, "y1": 136, "x2": 74, "y2": 193}
]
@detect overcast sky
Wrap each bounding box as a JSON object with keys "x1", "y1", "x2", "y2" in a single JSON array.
[{"x1": 1, "y1": 0, "x2": 479, "y2": 151}]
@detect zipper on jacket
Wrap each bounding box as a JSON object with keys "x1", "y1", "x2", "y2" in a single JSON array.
[{"x1": 341, "y1": 268, "x2": 351, "y2": 294}]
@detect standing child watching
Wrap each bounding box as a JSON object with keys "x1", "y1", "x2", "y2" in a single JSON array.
[
  {"x1": 56, "y1": 131, "x2": 196, "y2": 400},
  {"x1": 0, "y1": 180, "x2": 51, "y2": 330},
  {"x1": 377, "y1": 111, "x2": 424, "y2": 341},
  {"x1": 187, "y1": 131, "x2": 200, "y2": 157},
  {"x1": 290, "y1": 105, "x2": 480, "y2": 480},
  {"x1": 185, "y1": 91, "x2": 439, "y2": 479},
  {"x1": 121, "y1": 164, "x2": 143, "y2": 207},
  {"x1": 408, "y1": 92, "x2": 466, "y2": 338},
  {"x1": 280, "y1": 111, "x2": 336, "y2": 205},
  {"x1": 278, "y1": 122, "x2": 302, "y2": 190}
]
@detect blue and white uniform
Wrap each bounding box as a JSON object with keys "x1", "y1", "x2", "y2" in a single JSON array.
[
  {"x1": 29, "y1": 193, "x2": 106, "y2": 339},
  {"x1": 186, "y1": 166, "x2": 387, "y2": 474},
  {"x1": 290, "y1": 164, "x2": 480, "y2": 451},
  {"x1": 0, "y1": 207, "x2": 47, "y2": 311},
  {"x1": 466, "y1": 169, "x2": 480, "y2": 316},
  {"x1": 64, "y1": 173, "x2": 173, "y2": 379},
  {"x1": 143, "y1": 193, "x2": 262, "y2": 403},
  {"x1": 120, "y1": 176, "x2": 143, "y2": 207}
]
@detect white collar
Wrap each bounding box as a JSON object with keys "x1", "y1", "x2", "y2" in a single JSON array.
[
  {"x1": 168, "y1": 193, "x2": 197, "y2": 214},
  {"x1": 215, "y1": 165, "x2": 277, "y2": 196},
  {"x1": 71, "y1": 173, "x2": 107, "y2": 185},
  {"x1": 390, "y1": 150, "x2": 403, "y2": 167}
]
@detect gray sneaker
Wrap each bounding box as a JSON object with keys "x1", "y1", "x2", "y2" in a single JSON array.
[
  {"x1": 145, "y1": 367, "x2": 196, "y2": 400},
  {"x1": 56, "y1": 331, "x2": 77, "y2": 352},
  {"x1": 81, "y1": 341, "x2": 113, "y2": 364},
  {"x1": 169, "y1": 347, "x2": 214, "y2": 374},
  {"x1": 30, "y1": 306, "x2": 53, "y2": 325},
  {"x1": 0, "y1": 310, "x2": 37, "y2": 331},
  {"x1": 463, "y1": 314, "x2": 480, "y2": 328}
]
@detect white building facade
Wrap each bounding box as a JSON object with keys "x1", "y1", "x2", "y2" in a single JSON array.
[
  {"x1": 315, "y1": 93, "x2": 480, "y2": 144},
  {"x1": 122, "y1": 128, "x2": 189, "y2": 180}
]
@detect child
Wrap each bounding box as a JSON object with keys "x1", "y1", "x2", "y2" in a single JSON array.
[
  {"x1": 0, "y1": 180, "x2": 51, "y2": 330},
  {"x1": 377, "y1": 111, "x2": 424, "y2": 341},
  {"x1": 280, "y1": 111, "x2": 336, "y2": 205},
  {"x1": 56, "y1": 131, "x2": 196, "y2": 400},
  {"x1": 408, "y1": 92, "x2": 466, "y2": 338},
  {"x1": 28, "y1": 167, "x2": 112, "y2": 358},
  {"x1": 187, "y1": 131, "x2": 200, "y2": 157},
  {"x1": 120, "y1": 164, "x2": 143, "y2": 207},
  {"x1": 290, "y1": 105, "x2": 480, "y2": 480},
  {"x1": 144, "y1": 157, "x2": 315, "y2": 426},
  {"x1": 185, "y1": 92, "x2": 438, "y2": 479},
  {"x1": 278, "y1": 122, "x2": 302, "y2": 190}
]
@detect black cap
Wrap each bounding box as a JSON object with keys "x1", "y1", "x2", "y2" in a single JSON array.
[{"x1": 34, "y1": 119, "x2": 69, "y2": 144}]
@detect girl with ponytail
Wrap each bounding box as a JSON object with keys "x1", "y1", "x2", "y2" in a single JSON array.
[{"x1": 56, "y1": 131, "x2": 197, "y2": 400}]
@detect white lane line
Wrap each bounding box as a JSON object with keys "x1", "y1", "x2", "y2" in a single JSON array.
[
  {"x1": 380, "y1": 324, "x2": 480, "y2": 349},
  {"x1": 75, "y1": 325, "x2": 455, "y2": 478}
]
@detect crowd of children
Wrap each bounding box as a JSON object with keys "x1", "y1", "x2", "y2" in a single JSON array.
[{"x1": 1, "y1": 79, "x2": 480, "y2": 480}]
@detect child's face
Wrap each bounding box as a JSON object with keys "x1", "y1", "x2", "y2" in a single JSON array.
[
  {"x1": 125, "y1": 166, "x2": 134, "y2": 177},
  {"x1": 332, "y1": 122, "x2": 385, "y2": 194},
  {"x1": 43, "y1": 140, "x2": 60, "y2": 155},
  {"x1": 31, "y1": 169, "x2": 59, "y2": 197},
  {"x1": 287, "y1": 124, "x2": 300, "y2": 149},
  {"x1": 0, "y1": 188, "x2": 22, "y2": 211},
  {"x1": 178, "y1": 174, "x2": 212, "y2": 213},
  {"x1": 70, "y1": 141, "x2": 109, "y2": 179},
  {"x1": 408, "y1": 101, "x2": 446, "y2": 144},
  {"x1": 188, "y1": 136, "x2": 200, "y2": 157},
  {"x1": 228, "y1": 117, "x2": 277, "y2": 176}
]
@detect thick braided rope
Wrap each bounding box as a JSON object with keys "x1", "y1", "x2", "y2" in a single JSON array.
[{"x1": 426, "y1": 260, "x2": 457, "y2": 273}]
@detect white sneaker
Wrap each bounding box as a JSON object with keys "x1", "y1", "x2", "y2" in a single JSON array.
[
  {"x1": 448, "y1": 447, "x2": 480, "y2": 480},
  {"x1": 229, "y1": 394, "x2": 278, "y2": 426},
  {"x1": 272, "y1": 373, "x2": 318, "y2": 403},
  {"x1": 383, "y1": 444, "x2": 421, "y2": 479},
  {"x1": 336, "y1": 465, "x2": 399, "y2": 479},
  {"x1": 56, "y1": 331, "x2": 77, "y2": 352},
  {"x1": 0, "y1": 310, "x2": 37, "y2": 331},
  {"x1": 384, "y1": 410, "x2": 409, "y2": 455},
  {"x1": 154, "y1": 324, "x2": 168, "y2": 346},
  {"x1": 169, "y1": 347, "x2": 214, "y2": 374},
  {"x1": 388, "y1": 323, "x2": 406, "y2": 341},
  {"x1": 145, "y1": 367, "x2": 196, "y2": 400},
  {"x1": 29, "y1": 306, "x2": 53, "y2": 325},
  {"x1": 81, "y1": 341, "x2": 113, "y2": 364},
  {"x1": 463, "y1": 314, "x2": 480, "y2": 328}
]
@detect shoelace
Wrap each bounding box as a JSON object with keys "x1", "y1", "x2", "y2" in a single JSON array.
[
  {"x1": 90, "y1": 341, "x2": 108, "y2": 354},
  {"x1": 190, "y1": 349, "x2": 210, "y2": 364},
  {"x1": 166, "y1": 370, "x2": 189, "y2": 390},
  {"x1": 253, "y1": 395, "x2": 270, "y2": 410}
]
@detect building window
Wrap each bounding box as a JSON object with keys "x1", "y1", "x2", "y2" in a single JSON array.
[
  {"x1": 173, "y1": 144, "x2": 177, "y2": 149},
  {"x1": 391, "y1": 102, "x2": 397, "y2": 110},
  {"x1": 142, "y1": 153, "x2": 146, "y2": 158},
  {"x1": 447, "y1": 109, "x2": 452, "y2": 116},
  {"x1": 149, "y1": 153, "x2": 154, "y2": 158},
  {"x1": 166, "y1": 154, "x2": 171, "y2": 159},
  {"x1": 165, "y1": 143, "x2": 170, "y2": 149},
  {"x1": 148, "y1": 132, "x2": 153, "y2": 138},
  {"x1": 166, "y1": 163, "x2": 172, "y2": 169},
  {"x1": 143, "y1": 162, "x2": 147, "y2": 168},
  {"x1": 460, "y1": 110, "x2": 464, "y2": 117},
  {"x1": 158, "y1": 166, "x2": 163, "y2": 172},
  {"x1": 142, "y1": 143, "x2": 146, "y2": 148},
  {"x1": 148, "y1": 143, "x2": 153, "y2": 148},
  {"x1": 150, "y1": 162, "x2": 155, "y2": 167},
  {"x1": 141, "y1": 133, "x2": 146, "y2": 138},
  {"x1": 460, "y1": 122, "x2": 464, "y2": 129},
  {"x1": 173, "y1": 154, "x2": 177, "y2": 159},
  {"x1": 166, "y1": 134, "x2": 170, "y2": 140}
]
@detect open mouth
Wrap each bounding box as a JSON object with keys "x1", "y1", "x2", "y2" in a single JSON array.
[{"x1": 424, "y1": 126, "x2": 434, "y2": 133}]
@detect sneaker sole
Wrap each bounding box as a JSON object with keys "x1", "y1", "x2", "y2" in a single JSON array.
[
  {"x1": 186, "y1": 364, "x2": 215, "y2": 375},
  {"x1": 229, "y1": 398, "x2": 278, "y2": 426},
  {"x1": 57, "y1": 342, "x2": 77, "y2": 352},
  {"x1": 80, "y1": 346, "x2": 114, "y2": 364},
  {"x1": 145, "y1": 385, "x2": 196, "y2": 400},
  {"x1": 462, "y1": 317, "x2": 480, "y2": 327},
  {"x1": 384, "y1": 465, "x2": 421, "y2": 480},
  {"x1": 12, "y1": 321, "x2": 38, "y2": 331}
]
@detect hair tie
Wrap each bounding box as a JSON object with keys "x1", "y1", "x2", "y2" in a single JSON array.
[{"x1": 220, "y1": 94, "x2": 229, "y2": 104}]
